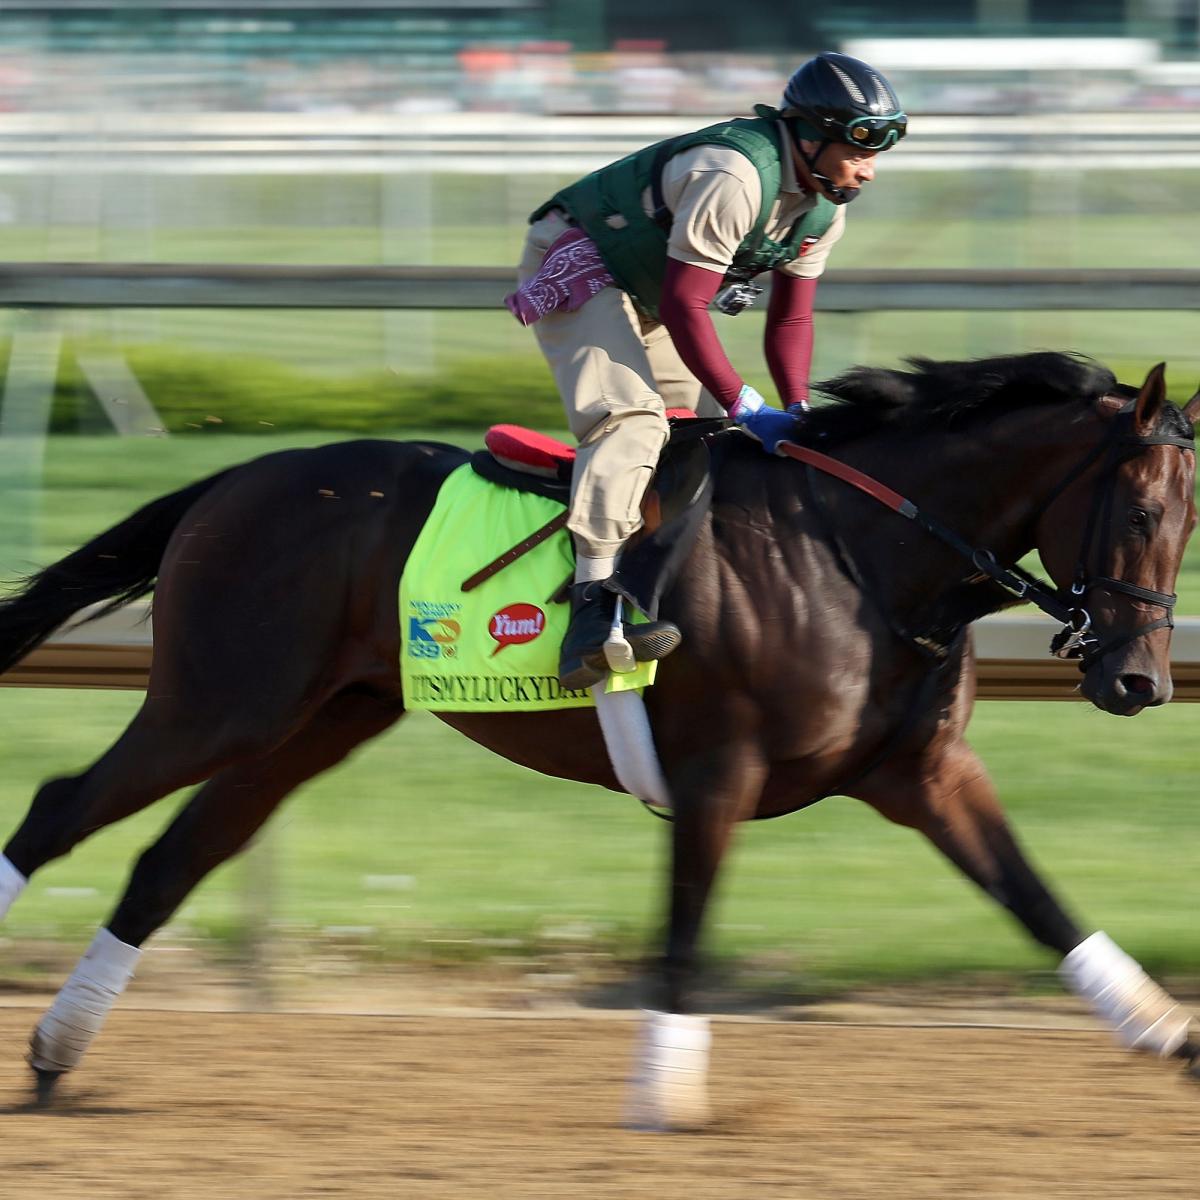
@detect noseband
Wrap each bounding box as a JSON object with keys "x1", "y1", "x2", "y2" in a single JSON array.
[{"x1": 781, "y1": 400, "x2": 1195, "y2": 673}]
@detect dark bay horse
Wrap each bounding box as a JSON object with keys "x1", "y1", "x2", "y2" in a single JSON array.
[{"x1": 0, "y1": 351, "x2": 1197, "y2": 1126}]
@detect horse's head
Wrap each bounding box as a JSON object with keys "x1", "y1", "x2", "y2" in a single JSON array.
[{"x1": 1033, "y1": 364, "x2": 1200, "y2": 715}]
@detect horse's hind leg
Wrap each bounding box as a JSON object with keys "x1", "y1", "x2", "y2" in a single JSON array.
[
  {"x1": 0, "y1": 540, "x2": 366, "y2": 922},
  {"x1": 109, "y1": 688, "x2": 403, "y2": 947},
  {"x1": 28, "y1": 687, "x2": 403, "y2": 1095},
  {"x1": 856, "y1": 739, "x2": 1195, "y2": 1064},
  {"x1": 0, "y1": 700, "x2": 251, "y2": 922},
  {"x1": 0, "y1": 688, "x2": 307, "y2": 923}
]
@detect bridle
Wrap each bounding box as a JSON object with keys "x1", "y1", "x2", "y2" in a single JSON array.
[
  {"x1": 1031, "y1": 402, "x2": 1193, "y2": 669},
  {"x1": 781, "y1": 399, "x2": 1196, "y2": 673}
]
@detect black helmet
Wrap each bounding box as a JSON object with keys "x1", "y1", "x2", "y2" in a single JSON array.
[{"x1": 782, "y1": 52, "x2": 907, "y2": 152}]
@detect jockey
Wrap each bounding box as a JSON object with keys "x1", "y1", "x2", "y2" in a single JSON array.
[{"x1": 508, "y1": 52, "x2": 908, "y2": 691}]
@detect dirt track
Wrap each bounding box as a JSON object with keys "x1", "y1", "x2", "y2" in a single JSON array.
[{"x1": 0, "y1": 1008, "x2": 1196, "y2": 1198}]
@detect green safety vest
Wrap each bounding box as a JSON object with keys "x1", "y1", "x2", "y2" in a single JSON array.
[{"x1": 531, "y1": 106, "x2": 836, "y2": 320}]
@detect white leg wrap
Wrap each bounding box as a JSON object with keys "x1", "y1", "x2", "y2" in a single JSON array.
[
  {"x1": 1060, "y1": 930, "x2": 1192, "y2": 1057},
  {"x1": 591, "y1": 687, "x2": 671, "y2": 814},
  {"x1": 29, "y1": 928, "x2": 141, "y2": 1073},
  {"x1": 625, "y1": 1011, "x2": 711, "y2": 1131},
  {"x1": 0, "y1": 854, "x2": 27, "y2": 923}
]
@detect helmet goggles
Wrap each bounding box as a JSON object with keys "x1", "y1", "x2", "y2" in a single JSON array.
[{"x1": 843, "y1": 112, "x2": 908, "y2": 150}]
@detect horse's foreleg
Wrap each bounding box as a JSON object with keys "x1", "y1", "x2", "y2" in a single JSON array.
[
  {"x1": 858, "y1": 742, "x2": 1194, "y2": 1065},
  {"x1": 28, "y1": 688, "x2": 403, "y2": 1100},
  {"x1": 627, "y1": 742, "x2": 765, "y2": 1132},
  {"x1": 862, "y1": 744, "x2": 1083, "y2": 954}
]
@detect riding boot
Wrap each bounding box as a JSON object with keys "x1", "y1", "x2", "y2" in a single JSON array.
[
  {"x1": 558, "y1": 581, "x2": 683, "y2": 691},
  {"x1": 558, "y1": 582, "x2": 618, "y2": 691}
]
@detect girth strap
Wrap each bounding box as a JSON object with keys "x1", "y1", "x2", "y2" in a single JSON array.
[{"x1": 461, "y1": 511, "x2": 568, "y2": 593}]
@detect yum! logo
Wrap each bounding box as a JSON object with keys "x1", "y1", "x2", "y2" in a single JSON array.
[{"x1": 489, "y1": 603, "x2": 546, "y2": 656}]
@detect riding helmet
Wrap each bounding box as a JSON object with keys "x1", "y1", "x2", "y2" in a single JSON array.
[{"x1": 781, "y1": 52, "x2": 907, "y2": 151}]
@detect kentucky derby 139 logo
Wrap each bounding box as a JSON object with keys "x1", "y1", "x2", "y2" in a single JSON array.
[
  {"x1": 408, "y1": 599, "x2": 461, "y2": 659},
  {"x1": 489, "y1": 603, "x2": 545, "y2": 656}
]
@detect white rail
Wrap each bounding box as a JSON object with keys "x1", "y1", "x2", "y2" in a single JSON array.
[
  {"x1": 2, "y1": 263, "x2": 1197, "y2": 698},
  {"x1": 5, "y1": 606, "x2": 1200, "y2": 701},
  {"x1": 2, "y1": 263, "x2": 1199, "y2": 312}
]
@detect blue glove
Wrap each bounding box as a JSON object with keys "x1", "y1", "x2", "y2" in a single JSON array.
[{"x1": 729, "y1": 385, "x2": 803, "y2": 455}]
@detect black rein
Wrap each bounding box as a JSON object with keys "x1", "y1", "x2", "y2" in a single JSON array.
[{"x1": 789, "y1": 403, "x2": 1195, "y2": 674}]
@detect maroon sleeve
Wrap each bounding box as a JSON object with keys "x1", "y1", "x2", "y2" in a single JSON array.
[
  {"x1": 764, "y1": 273, "x2": 817, "y2": 407},
  {"x1": 658, "y1": 257, "x2": 744, "y2": 409}
]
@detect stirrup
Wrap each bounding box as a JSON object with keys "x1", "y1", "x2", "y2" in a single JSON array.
[
  {"x1": 623, "y1": 620, "x2": 682, "y2": 663},
  {"x1": 590, "y1": 596, "x2": 681, "y2": 676},
  {"x1": 604, "y1": 595, "x2": 637, "y2": 673}
]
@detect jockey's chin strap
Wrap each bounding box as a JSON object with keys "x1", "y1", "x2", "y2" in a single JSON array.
[{"x1": 780, "y1": 407, "x2": 1195, "y2": 673}]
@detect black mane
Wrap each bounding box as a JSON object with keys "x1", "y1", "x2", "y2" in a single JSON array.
[{"x1": 804, "y1": 352, "x2": 1118, "y2": 445}]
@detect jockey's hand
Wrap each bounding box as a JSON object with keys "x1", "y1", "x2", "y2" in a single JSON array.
[{"x1": 729, "y1": 385, "x2": 802, "y2": 455}]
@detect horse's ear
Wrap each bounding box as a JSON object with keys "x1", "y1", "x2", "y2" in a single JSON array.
[
  {"x1": 1183, "y1": 386, "x2": 1200, "y2": 428},
  {"x1": 1132, "y1": 362, "x2": 1167, "y2": 437}
]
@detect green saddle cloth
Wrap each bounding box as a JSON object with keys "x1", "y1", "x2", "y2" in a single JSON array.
[{"x1": 400, "y1": 464, "x2": 656, "y2": 712}]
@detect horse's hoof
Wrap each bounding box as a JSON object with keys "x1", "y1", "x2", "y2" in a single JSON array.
[
  {"x1": 32, "y1": 1067, "x2": 63, "y2": 1108},
  {"x1": 1175, "y1": 1037, "x2": 1200, "y2": 1082}
]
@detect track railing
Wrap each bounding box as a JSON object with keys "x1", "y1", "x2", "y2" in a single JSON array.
[
  {"x1": 5, "y1": 605, "x2": 1200, "y2": 702},
  {"x1": 2, "y1": 263, "x2": 1199, "y2": 312},
  {"x1": 2, "y1": 262, "x2": 1198, "y2": 700}
]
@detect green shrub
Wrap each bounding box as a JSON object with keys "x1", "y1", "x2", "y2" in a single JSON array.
[
  {"x1": 31, "y1": 340, "x2": 1200, "y2": 438},
  {"x1": 50, "y1": 341, "x2": 564, "y2": 434}
]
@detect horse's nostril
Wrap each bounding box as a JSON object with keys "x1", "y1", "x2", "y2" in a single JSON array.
[{"x1": 1120, "y1": 673, "x2": 1155, "y2": 697}]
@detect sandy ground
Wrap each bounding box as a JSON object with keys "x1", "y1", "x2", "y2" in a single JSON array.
[{"x1": 0, "y1": 1004, "x2": 1196, "y2": 1199}]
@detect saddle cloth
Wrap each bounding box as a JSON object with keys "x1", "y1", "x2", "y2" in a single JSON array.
[{"x1": 399, "y1": 463, "x2": 656, "y2": 713}]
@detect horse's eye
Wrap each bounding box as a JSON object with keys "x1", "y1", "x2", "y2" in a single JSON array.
[{"x1": 1129, "y1": 507, "x2": 1150, "y2": 530}]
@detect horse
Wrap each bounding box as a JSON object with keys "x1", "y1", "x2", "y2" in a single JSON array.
[{"x1": 0, "y1": 351, "x2": 1197, "y2": 1128}]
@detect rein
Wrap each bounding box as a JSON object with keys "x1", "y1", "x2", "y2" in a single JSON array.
[{"x1": 781, "y1": 406, "x2": 1195, "y2": 672}]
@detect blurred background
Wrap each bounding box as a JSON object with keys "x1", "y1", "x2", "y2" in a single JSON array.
[{"x1": 0, "y1": 2, "x2": 1197, "y2": 1012}]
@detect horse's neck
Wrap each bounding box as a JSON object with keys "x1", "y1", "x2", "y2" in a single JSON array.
[{"x1": 792, "y1": 408, "x2": 1095, "y2": 630}]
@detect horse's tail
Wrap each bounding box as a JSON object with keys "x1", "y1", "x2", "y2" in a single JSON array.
[{"x1": 0, "y1": 468, "x2": 234, "y2": 675}]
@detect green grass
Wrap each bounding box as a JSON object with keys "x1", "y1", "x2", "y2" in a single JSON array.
[
  {"x1": 5, "y1": 168, "x2": 1196, "y2": 270},
  {"x1": 0, "y1": 693, "x2": 1197, "y2": 994},
  {"x1": 0, "y1": 165, "x2": 1197, "y2": 992},
  {"x1": 3, "y1": 428, "x2": 1199, "y2": 992},
  {"x1": 1, "y1": 427, "x2": 1198, "y2": 995},
  {"x1": 26, "y1": 311, "x2": 1200, "y2": 436}
]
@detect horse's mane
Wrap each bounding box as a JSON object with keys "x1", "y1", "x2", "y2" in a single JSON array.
[{"x1": 804, "y1": 352, "x2": 1119, "y2": 445}]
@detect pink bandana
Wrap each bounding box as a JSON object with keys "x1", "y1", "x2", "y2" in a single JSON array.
[{"x1": 505, "y1": 227, "x2": 614, "y2": 325}]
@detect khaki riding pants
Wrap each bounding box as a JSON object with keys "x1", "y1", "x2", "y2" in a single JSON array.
[{"x1": 519, "y1": 209, "x2": 721, "y2": 561}]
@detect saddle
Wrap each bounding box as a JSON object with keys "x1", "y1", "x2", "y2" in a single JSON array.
[{"x1": 468, "y1": 411, "x2": 723, "y2": 619}]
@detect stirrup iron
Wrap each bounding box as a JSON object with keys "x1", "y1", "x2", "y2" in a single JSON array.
[{"x1": 604, "y1": 595, "x2": 637, "y2": 674}]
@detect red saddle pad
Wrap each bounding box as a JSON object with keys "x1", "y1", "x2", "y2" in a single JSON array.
[
  {"x1": 484, "y1": 425, "x2": 574, "y2": 478},
  {"x1": 484, "y1": 410, "x2": 698, "y2": 480}
]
